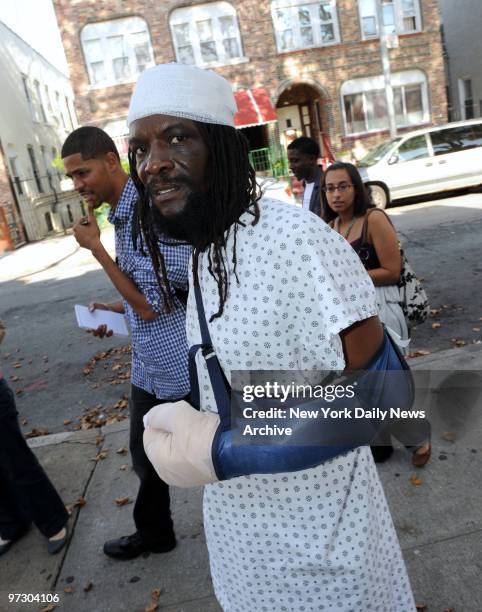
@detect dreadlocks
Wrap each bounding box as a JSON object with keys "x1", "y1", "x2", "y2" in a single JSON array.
[{"x1": 129, "y1": 123, "x2": 261, "y2": 321}]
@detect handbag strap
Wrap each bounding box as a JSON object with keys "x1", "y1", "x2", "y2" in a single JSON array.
[
  {"x1": 361, "y1": 208, "x2": 395, "y2": 245},
  {"x1": 190, "y1": 279, "x2": 232, "y2": 429}
]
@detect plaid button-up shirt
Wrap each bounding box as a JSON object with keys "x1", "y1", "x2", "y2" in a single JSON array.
[{"x1": 108, "y1": 178, "x2": 191, "y2": 400}]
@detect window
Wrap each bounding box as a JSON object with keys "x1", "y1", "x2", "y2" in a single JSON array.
[
  {"x1": 341, "y1": 69, "x2": 429, "y2": 135},
  {"x1": 52, "y1": 147, "x2": 61, "y2": 180},
  {"x1": 65, "y1": 96, "x2": 75, "y2": 130},
  {"x1": 27, "y1": 146, "x2": 43, "y2": 193},
  {"x1": 45, "y1": 85, "x2": 53, "y2": 115},
  {"x1": 21, "y1": 75, "x2": 34, "y2": 119},
  {"x1": 34, "y1": 80, "x2": 47, "y2": 122},
  {"x1": 396, "y1": 134, "x2": 429, "y2": 161},
  {"x1": 358, "y1": 0, "x2": 421, "y2": 39},
  {"x1": 431, "y1": 124, "x2": 482, "y2": 156},
  {"x1": 458, "y1": 78, "x2": 474, "y2": 120},
  {"x1": 170, "y1": 2, "x2": 244, "y2": 67},
  {"x1": 55, "y1": 91, "x2": 67, "y2": 129},
  {"x1": 271, "y1": 0, "x2": 340, "y2": 52},
  {"x1": 9, "y1": 157, "x2": 23, "y2": 195},
  {"x1": 81, "y1": 17, "x2": 154, "y2": 87}
]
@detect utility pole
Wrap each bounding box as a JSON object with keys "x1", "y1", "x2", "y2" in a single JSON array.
[{"x1": 375, "y1": 0, "x2": 397, "y2": 138}]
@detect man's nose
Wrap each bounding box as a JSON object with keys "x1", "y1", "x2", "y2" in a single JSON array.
[
  {"x1": 73, "y1": 176, "x2": 84, "y2": 191},
  {"x1": 145, "y1": 147, "x2": 174, "y2": 175}
]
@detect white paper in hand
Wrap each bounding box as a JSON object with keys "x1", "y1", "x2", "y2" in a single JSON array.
[{"x1": 74, "y1": 304, "x2": 129, "y2": 336}]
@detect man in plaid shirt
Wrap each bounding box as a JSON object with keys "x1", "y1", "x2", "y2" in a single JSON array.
[{"x1": 62, "y1": 127, "x2": 190, "y2": 560}]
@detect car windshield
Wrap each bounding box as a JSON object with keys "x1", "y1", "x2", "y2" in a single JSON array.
[{"x1": 358, "y1": 138, "x2": 402, "y2": 167}]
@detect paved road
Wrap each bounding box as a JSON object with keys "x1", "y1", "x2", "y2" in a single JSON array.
[
  {"x1": 387, "y1": 192, "x2": 482, "y2": 354},
  {"x1": 0, "y1": 192, "x2": 481, "y2": 436}
]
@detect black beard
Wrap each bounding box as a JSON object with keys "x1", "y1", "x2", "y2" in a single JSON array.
[{"x1": 148, "y1": 189, "x2": 213, "y2": 250}]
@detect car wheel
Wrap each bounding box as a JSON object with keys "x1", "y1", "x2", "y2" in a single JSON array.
[{"x1": 368, "y1": 184, "x2": 389, "y2": 209}]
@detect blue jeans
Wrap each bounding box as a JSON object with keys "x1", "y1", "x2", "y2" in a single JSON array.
[{"x1": 0, "y1": 378, "x2": 68, "y2": 540}]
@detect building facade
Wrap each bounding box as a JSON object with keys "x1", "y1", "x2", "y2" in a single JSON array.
[
  {"x1": 438, "y1": 0, "x2": 482, "y2": 122},
  {"x1": 53, "y1": 0, "x2": 447, "y2": 171},
  {"x1": 0, "y1": 21, "x2": 82, "y2": 252}
]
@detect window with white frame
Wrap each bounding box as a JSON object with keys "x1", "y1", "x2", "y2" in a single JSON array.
[
  {"x1": 271, "y1": 0, "x2": 340, "y2": 52},
  {"x1": 358, "y1": 0, "x2": 421, "y2": 39},
  {"x1": 81, "y1": 17, "x2": 154, "y2": 87},
  {"x1": 170, "y1": 2, "x2": 245, "y2": 67},
  {"x1": 341, "y1": 69, "x2": 429, "y2": 135}
]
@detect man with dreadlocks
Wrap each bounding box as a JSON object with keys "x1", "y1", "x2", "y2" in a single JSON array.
[
  {"x1": 62, "y1": 127, "x2": 191, "y2": 560},
  {"x1": 128, "y1": 64, "x2": 416, "y2": 611}
]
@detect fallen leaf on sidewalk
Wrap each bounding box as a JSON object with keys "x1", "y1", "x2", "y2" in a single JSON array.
[
  {"x1": 431, "y1": 322, "x2": 441, "y2": 329},
  {"x1": 145, "y1": 588, "x2": 163, "y2": 612},
  {"x1": 66, "y1": 497, "x2": 87, "y2": 514},
  {"x1": 63, "y1": 419, "x2": 72, "y2": 426},
  {"x1": 453, "y1": 339, "x2": 466, "y2": 347},
  {"x1": 96, "y1": 435, "x2": 105, "y2": 445},
  {"x1": 25, "y1": 427, "x2": 49, "y2": 438},
  {"x1": 83, "y1": 581, "x2": 93, "y2": 592},
  {"x1": 406, "y1": 350, "x2": 431, "y2": 359},
  {"x1": 92, "y1": 449, "x2": 109, "y2": 461},
  {"x1": 115, "y1": 496, "x2": 132, "y2": 506},
  {"x1": 39, "y1": 605, "x2": 57, "y2": 612},
  {"x1": 442, "y1": 431, "x2": 456, "y2": 442},
  {"x1": 12, "y1": 362, "x2": 22, "y2": 368},
  {"x1": 116, "y1": 447, "x2": 128, "y2": 455},
  {"x1": 473, "y1": 327, "x2": 480, "y2": 332},
  {"x1": 120, "y1": 464, "x2": 129, "y2": 471},
  {"x1": 410, "y1": 474, "x2": 422, "y2": 486},
  {"x1": 20, "y1": 417, "x2": 28, "y2": 425},
  {"x1": 16, "y1": 389, "x2": 23, "y2": 396},
  {"x1": 429, "y1": 309, "x2": 440, "y2": 316},
  {"x1": 114, "y1": 397, "x2": 129, "y2": 409},
  {"x1": 64, "y1": 586, "x2": 74, "y2": 594},
  {"x1": 415, "y1": 604, "x2": 427, "y2": 611},
  {"x1": 10, "y1": 375, "x2": 20, "y2": 382}
]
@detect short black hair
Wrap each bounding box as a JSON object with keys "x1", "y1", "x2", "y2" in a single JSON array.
[
  {"x1": 321, "y1": 161, "x2": 374, "y2": 223},
  {"x1": 287, "y1": 136, "x2": 320, "y2": 157},
  {"x1": 61, "y1": 126, "x2": 120, "y2": 161}
]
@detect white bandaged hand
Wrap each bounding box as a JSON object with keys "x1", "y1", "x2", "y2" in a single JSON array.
[{"x1": 143, "y1": 400, "x2": 220, "y2": 488}]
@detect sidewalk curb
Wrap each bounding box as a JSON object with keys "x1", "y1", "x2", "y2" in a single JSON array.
[
  {"x1": 25, "y1": 344, "x2": 482, "y2": 450},
  {"x1": 408, "y1": 342, "x2": 482, "y2": 368},
  {"x1": 27, "y1": 420, "x2": 130, "y2": 449}
]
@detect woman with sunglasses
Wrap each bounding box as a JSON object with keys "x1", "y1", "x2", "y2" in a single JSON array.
[{"x1": 321, "y1": 161, "x2": 431, "y2": 467}]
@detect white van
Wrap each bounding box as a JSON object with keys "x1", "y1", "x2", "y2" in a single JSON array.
[{"x1": 357, "y1": 119, "x2": 482, "y2": 208}]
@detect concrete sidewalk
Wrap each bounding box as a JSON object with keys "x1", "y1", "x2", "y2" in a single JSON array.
[
  {"x1": 0, "y1": 226, "x2": 115, "y2": 282},
  {"x1": 1, "y1": 344, "x2": 481, "y2": 612}
]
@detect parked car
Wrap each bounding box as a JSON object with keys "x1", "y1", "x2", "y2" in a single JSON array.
[{"x1": 357, "y1": 119, "x2": 482, "y2": 208}]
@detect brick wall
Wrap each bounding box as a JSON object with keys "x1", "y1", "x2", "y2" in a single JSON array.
[{"x1": 53, "y1": 0, "x2": 448, "y2": 156}]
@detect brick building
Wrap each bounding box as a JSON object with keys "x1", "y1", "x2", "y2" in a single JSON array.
[{"x1": 53, "y1": 0, "x2": 447, "y2": 169}]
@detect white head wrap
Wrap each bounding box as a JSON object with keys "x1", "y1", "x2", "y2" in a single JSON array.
[{"x1": 127, "y1": 63, "x2": 237, "y2": 128}]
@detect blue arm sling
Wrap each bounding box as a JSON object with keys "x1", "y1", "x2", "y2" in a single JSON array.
[{"x1": 189, "y1": 283, "x2": 414, "y2": 481}]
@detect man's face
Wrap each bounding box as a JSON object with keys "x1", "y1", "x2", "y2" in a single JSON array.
[
  {"x1": 63, "y1": 153, "x2": 114, "y2": 209},
  {"x1": 287, "y1": 149, "x2": 316, "y2": 181},
  {"x1": 129, "y1": 114, "x2": 208, "y2": 220}
]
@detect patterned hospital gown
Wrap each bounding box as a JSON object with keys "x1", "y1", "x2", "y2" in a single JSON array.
[{"x1": 186, "y1": 199, "x2": 416, "y2": 612}]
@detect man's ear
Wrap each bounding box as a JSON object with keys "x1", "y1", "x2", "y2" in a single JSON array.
[{"x1": 104, "y1": 151, "x2": 120, "y2": 172}]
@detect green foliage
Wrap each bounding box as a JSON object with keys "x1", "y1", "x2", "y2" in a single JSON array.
[
  {"x1": 52, "y1": 155, "x2": 64, "y2": 172},
  {"x1": 94, "y1": 203, "x2": 111, "y2": 229}
]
